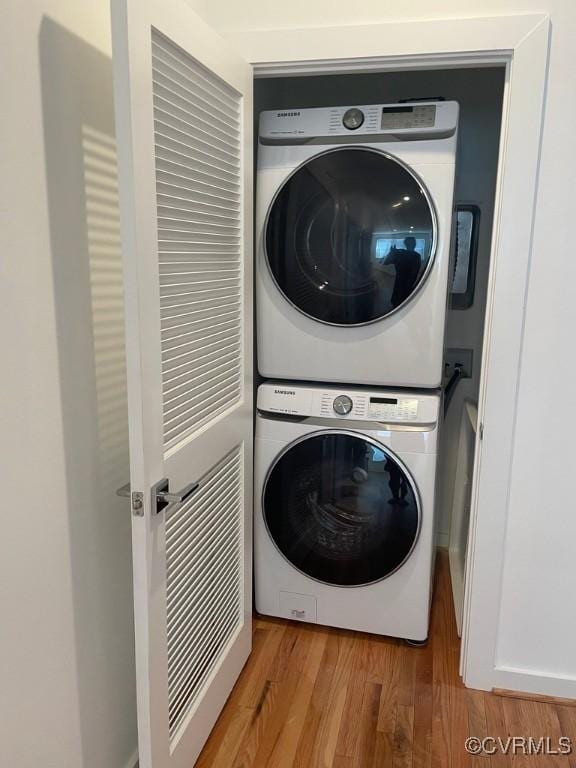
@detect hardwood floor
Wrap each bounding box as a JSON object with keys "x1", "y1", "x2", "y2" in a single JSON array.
[{"x1": 196, "y1": 553, "x2": 576, "y2": 767}]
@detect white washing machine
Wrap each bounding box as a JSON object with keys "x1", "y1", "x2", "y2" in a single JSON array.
[
  {"x1": 257, "y1": 101, "x2": 458, "y2": 388},
  {"x1": 254, "y1": 382, "x2": 441, "y2": 641}
]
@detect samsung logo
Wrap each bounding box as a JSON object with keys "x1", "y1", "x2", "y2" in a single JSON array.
[
  {"x1": 274, "y1": 389, "x2": 296, "y2": 396},
  {"x1": 276, "y1": 111, "x2": 300, "y2": 117}
]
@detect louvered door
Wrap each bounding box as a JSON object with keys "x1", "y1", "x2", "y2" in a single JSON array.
[{"x1": 111, "y1": 1, "x2": 253, "y2": 766}]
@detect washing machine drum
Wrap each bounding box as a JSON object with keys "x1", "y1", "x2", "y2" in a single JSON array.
[
  {"x1": 263, "y1": 432, "x2": 420, "y2": 586},
  {"x1": 265, "y1": 147, "x2": 436, "y2": 325}
]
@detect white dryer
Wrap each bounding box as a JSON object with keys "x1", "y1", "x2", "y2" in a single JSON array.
[
  {"x1": 254, "y1": 382, "x2": 440, "y2": 641},
  {"x1": 257, "y1": 101, "x2": 458, "y2": 388}
]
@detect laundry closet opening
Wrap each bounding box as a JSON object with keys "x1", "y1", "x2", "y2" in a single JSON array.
[{"x1": 253, "y1": 66, "x2": 505, "y2": 644}]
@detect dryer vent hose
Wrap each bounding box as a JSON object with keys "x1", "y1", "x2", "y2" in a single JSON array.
[{"x1": 444, "y1": 366, "x2": 464, "y2": 416}]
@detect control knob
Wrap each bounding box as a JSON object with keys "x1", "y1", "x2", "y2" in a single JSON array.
[
  {"x1": 333, "y1": 394, "x2": 353, "y2": 415},
  {"x1": 342, "y1": 108, "x2": 365, "y2": 130}
]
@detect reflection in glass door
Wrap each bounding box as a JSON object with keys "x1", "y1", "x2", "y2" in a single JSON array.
[
  {"x1": 263, "y1": 432, "x2": 420, "y2": 586},
  {"x1": 265, "y1": 147, "x2": 436, "y2": 325}
]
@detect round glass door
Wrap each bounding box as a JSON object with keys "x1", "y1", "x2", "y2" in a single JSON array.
[
  {"x1": 263, "y1": 432, "x2": 420, "y2": 586},
  {"x1": 265, "y1": 147, "x2": 436, "y2": 325}
]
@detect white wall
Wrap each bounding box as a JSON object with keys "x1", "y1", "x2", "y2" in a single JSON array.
[
  {"x1": 0, "y1": 6, "x2": 572, "y2": 761},
  {"x1": 0, "y1": 3, "x2": 136, "y2": 766},
  {"x1": 201, "y1": 0, "x2": 576, "y2": 695}
]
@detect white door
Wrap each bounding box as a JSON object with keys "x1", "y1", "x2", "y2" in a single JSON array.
[{"x1": 111, "y1": 0, "x2": 253, "y2": 765}]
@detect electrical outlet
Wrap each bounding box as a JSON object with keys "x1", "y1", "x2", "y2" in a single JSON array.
[{"x1": 444, "y1": 347, "x2": 473, "y2": 379}]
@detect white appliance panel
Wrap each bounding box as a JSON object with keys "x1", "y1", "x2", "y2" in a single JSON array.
[
  {"x1": 259, "y1": 101, "x2": 458, "y2": 141},
  {"x1": 254, "y1": 383, "x2": 440, "y2": 641},
  {"x1": 257, "y1": 381, "x2": 440, "y2": 426},
  {"x1": 256, "y1": 101, "x2": 458, "y2": 388}
]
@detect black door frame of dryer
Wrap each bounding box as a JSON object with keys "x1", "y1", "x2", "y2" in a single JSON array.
[{"x1": 263, "y1": 146, "x2": 438, "y2": 327}]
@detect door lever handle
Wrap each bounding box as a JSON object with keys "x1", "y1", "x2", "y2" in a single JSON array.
[
  {"x1": 116, "y1": 482, "x2": 131, "y2": 498},
  {"x1": 117, "y1": 479, "x2": 199, "y2": 515},
  {"x1": 153, "y1": 478, "x2": 199, "y2": 515}
]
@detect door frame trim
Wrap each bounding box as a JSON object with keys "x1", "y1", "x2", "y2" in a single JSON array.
[{"x1": 232, "y1": 13, "x2": 550, "y2": 692}]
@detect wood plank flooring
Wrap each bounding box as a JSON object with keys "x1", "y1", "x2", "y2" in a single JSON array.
[{"x1": 196, "y1": 553, "x2": 576, "y2": 767}]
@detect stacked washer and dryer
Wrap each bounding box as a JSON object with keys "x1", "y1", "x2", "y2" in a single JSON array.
[{"x1": 254, "y1": 101, "x2": 459, "y2": 642}]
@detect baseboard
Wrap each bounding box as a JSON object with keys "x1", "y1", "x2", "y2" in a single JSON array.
[
  {"x1": 492, "y1": 665, "x2": 576, "y2": 701},
  {"x1": 493, "y1": 688, "x2": 576, "y2": 707},
  {"x1": 436, "y1": 531, "x2": 449, "y2": 549}
]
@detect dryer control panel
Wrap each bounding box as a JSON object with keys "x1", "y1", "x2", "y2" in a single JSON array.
[
  {"x1": 259, "y1": 101, "x2": 459, "y2": 143},
  {"x1": 367, "y1": 396, "x2": 419, "y2": 421},
  {"x1": 258, "y1": 382, "x2": 439, "y2": 427}
]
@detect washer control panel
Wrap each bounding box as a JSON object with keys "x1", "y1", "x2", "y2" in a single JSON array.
[
  {"x1": 321, "y1": 391, "x2": 367, "y2": 418},
  {"x1": 257, "y1": 383, "x2": 438, "y2": 427}
]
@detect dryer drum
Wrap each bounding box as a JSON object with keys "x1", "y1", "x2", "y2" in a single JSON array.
[
  {"x1": 265, "y1": 147, "x2": 437, "y2": 326},
  {"x1": 263, "y1": 432, "x2": 421, "y2": 586}
]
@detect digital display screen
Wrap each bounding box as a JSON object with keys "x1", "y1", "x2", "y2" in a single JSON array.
[
  {"x1": 381, "y1": 104, "x2": 436, "y2": 130},
  {"x1": 381, "y1": 107, "x2": 414, "y2": 114},
  {"x1": 370, "y1": 397, "x2": 398, "y2": 404}
]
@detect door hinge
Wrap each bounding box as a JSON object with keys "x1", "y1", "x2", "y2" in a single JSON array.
[{"x1": 479, "y1": 422, "x2": 484, "y2": 440}]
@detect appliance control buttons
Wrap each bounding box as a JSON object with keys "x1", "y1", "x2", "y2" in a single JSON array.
[
  {"x1": 333, "y1": 394, "x2": 353, "y2": 415},
  {"x1": 368, "y1": 398, "x2": 419, "y2": 420},
  {"x1": 342, "y1": 108, "x2": 364, "y2": 130}
]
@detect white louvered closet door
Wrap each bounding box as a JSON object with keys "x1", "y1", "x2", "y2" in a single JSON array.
[{"x1": 111, "y1": 1, "x2": 253, "y2": 766}]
